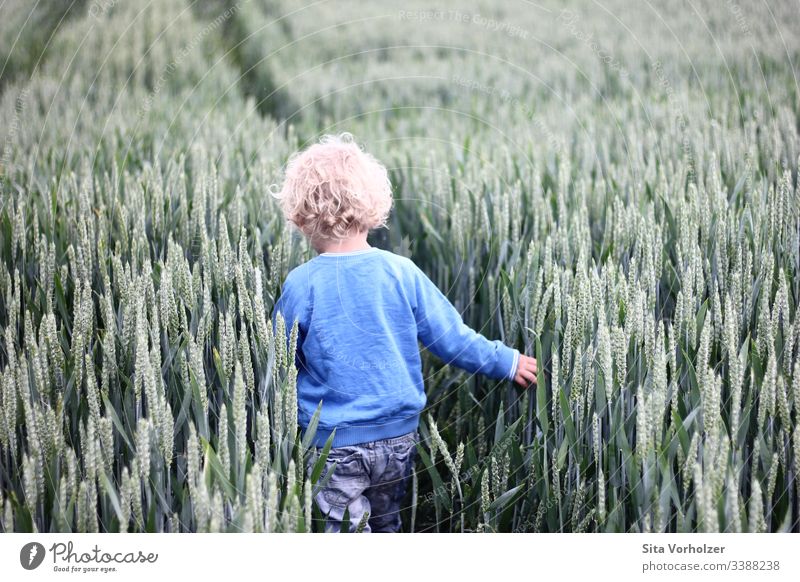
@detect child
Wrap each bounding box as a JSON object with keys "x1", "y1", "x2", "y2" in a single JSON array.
[{"x1": 271, "y1": 133, "x2": 538, "y2": 532}]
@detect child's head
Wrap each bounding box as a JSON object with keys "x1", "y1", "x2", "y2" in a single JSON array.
[{"x1": 273, "y1": 132, "x2": 393, "y2": 245}]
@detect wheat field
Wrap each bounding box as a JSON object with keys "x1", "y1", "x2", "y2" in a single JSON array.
[{"x1": 0, "y1": 0, "x2": 798, "y2": 532}]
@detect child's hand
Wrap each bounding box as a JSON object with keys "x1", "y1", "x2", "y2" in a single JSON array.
[{"x1": 513, "y1": 354, "x2": 538, "y2": 388}]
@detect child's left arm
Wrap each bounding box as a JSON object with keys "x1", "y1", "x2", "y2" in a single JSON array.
[{"x1": 410, "y1": 263, "x2": 536, "y2": 386}]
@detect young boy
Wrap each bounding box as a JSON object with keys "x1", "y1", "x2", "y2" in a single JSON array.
[{"x1": 272, "y1": 133, "x2": 538, "y2": 533}]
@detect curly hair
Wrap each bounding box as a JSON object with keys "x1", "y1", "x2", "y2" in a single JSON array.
[{"x1": 272, "y1": 132, "x2": 393, "y2": 241}]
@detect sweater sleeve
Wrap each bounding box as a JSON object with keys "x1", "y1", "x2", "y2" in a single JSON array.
[{"x1": 410, "y1": 263, "x2": 519, "y2": 381}]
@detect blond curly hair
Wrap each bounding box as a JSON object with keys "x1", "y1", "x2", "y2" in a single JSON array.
[{"x1": 272, "y1": 133, "x2": 393, "y2": 241}]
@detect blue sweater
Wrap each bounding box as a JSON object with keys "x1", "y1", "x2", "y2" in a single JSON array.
[{"x1": 272, "y1": 247, "x2": 519, "y2": 447}]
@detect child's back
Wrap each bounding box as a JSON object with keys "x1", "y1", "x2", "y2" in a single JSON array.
[{"x1": 275, "y1": 247, "x2": 518, "y2": 449}]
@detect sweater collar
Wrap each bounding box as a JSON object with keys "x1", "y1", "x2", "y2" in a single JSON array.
[{"x1": 318, "y1": 247, "x2": 379, "y2": 257}]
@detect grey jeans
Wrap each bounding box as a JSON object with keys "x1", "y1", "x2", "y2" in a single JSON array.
[{"x1": 306, "y1": 430, "x2": 418, "y2": 533}]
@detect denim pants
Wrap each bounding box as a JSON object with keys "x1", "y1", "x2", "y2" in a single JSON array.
[{"x1": 306, "y1": 430, "x2": 418, "y2": 533}]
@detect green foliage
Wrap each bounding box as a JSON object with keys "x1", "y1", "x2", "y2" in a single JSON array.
[{"x1": 0, "y1": 0, "x2": 798, "y2": 533}]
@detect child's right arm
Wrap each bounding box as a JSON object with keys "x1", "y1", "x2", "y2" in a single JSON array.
[{"x1": 410, "y1": 263, "x2": 536, "y2": 387}]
